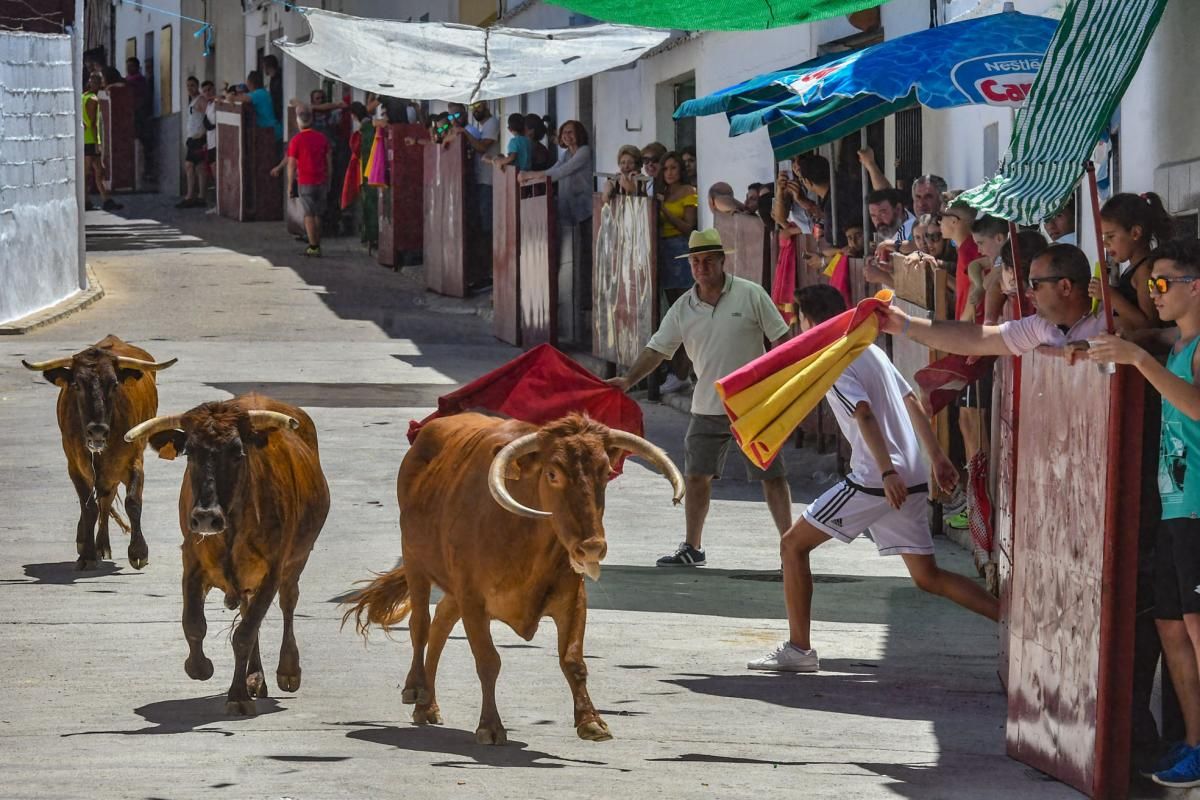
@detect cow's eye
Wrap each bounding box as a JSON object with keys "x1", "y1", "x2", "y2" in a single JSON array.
[{"x1": 545, "y1": 469, "x2": 560, "y2": 483}]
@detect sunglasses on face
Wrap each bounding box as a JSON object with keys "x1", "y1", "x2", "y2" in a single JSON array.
[
  {"x1": 918, "y1": 232, "x2": 944, "y2": 242},
  {"x1": 436, "y1": 123, "x2": 451, "y2": 135},
  {"x1": 1027, "y1": 275, "x2": 1071, "y2": 290},
  {"x1": 447, "y1": 112, "x2": 462, "y2": 121},
  {"x1": 1148, "y1": 276, "x2": 1200, "y2": 294}
]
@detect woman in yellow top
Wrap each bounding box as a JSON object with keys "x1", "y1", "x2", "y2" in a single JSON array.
[
  {"x1": 655, "y1": 150, "x2": 698, "y2": 392},
  {"x1": 82, "y1": 72, "x2": 122, "y2": 211}
]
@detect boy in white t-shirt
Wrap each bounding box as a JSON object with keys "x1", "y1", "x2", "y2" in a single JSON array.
[{"x1": 749, "y1": 285, "x2": 1000, "y2": 673}]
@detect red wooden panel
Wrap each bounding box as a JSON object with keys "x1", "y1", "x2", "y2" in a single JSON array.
[
  {"x1": 423, "y1": 137, "x2": 469, "y2": 297},
  {"x1": 592, "y1": 193, "x2": 657, "y2": 368},
  {"x1": 1007, "y1": 359, "x2": 1141, "y2": 798},
  {"x1": 215, "y1": 102, "x2": 245, "y2": 221},
  {"x1": 518, "y1": 179, "x2": 557, "y2": 347},
  {"x1": 248, "y1": 127, "x2": 282, "y2": 222},
  {"x1": 492, "y1": 164, "x2": 520, "y2": 345},
  {"x1": 379, "y1": 123, "x2": 427, "y2": 267},
  {"x1": 714, "y1": 213, "x2": 770, "y2": 287},
  {"x1": 98, "y1": 86, "x2": 135, "y2": 193}
]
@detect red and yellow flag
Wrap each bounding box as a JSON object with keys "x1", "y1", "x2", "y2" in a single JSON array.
[{"x1": 715, "y1": 289, "x2": 893, "y2": 469}]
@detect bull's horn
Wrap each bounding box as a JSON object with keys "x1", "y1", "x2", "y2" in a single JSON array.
[
  {"x1": 124, "y1": 415, "x2": 184, "y2": 442},
  {"x1": 247, "y1": 410, "x2": 300, "y2": 431},
  {"x1": 488, "y1": 432, "x2": 551, "y2": 519},
  {"x1": 608, "y1": 430, "x2": 686, "y2": 506},
  {"x1": 115, "y1": 356, "x2": 178, "y2": 372},
  {"x1": 21, "y1": 357, "x2": 73, "y2": 371}
]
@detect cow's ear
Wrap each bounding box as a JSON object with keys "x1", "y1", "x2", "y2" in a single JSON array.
[
  {"x1": 606, "y1": 446, "x2": 626, "y2": 469},
  {"x1": 148, "y1": 429, "x2": 185, "y2": 460},
  {"x1": 505, "y1": 452, "x2": 540, "y2": 481},
  {"x1": 43, "y1": 367, "x2": 72, "y2": 387},
  {"x1": 117, "y1": 368, "x2": 144, "y2": 383}
]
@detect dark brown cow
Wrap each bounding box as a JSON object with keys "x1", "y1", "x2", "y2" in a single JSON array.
[
  {"x1": 22, "y1": 335, "x2": 176, "y2": 570},
  {"x1": 346, "y1": 412, "x2": 683, "y2": 744},
  {"x1": 125, "y1": 393, "x2": 330, "y2": 716}
]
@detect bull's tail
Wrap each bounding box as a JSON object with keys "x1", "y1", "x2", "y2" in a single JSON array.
[
  {"x1": 340, "y1": 566, "x2": 412, "y2": 639},
  {"x1": 108, "y1": 506, "x2": 131, "y2": 535}
]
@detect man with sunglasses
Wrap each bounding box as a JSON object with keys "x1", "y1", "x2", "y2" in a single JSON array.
[
  {"x1": 880, "y1": 243, "x2": 1104, "y2": 357},
  {"x1": 1088, "y1": 239, "x2": 1200, "y2": 789}
]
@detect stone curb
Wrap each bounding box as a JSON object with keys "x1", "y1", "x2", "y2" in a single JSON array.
[{"x1": 0, "y1": 264, "x2": 105, "y2": 335}]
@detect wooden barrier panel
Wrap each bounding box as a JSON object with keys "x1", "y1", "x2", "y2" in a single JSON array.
[
  {"x1": 518, "y1": 179, "x2": 557, "y2": 347},
  {"x1": 423, "y1": 137, "x2": 473, "y2": 297},
  {"x1": 714, "y1": 212, "x2": 771, "y2": 287},
  {"x1": 379, "y1": 123, "x2": 425, "y2": 268},
  {"x1": 492, "y1": 163, "x2": 520, "y2": 345},
  {"x1": 215, "y1": 101, "x2": 245, "y2": 221},
  {"x1": 284, "y1": 108, "x2": 304, "y2": 236},
  {"x1": 214, "y1": 101, "x2": 281, "y2": 222},
  {"x1": 1005, "y1": 359, "x2": 1142, "y2": 798},
  {"x1": 994, "y1": 354, "x2": 1020, "y2": 691},
  {"x1": 98, "y1": 86, "x2": 135, "y2": 193},
  {"x1": 592, "y1": 193, "x2": 657, "y2": 368}
]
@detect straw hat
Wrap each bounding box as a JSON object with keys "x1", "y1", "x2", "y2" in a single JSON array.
[{"x1": 675, "y1": 228, "x2": 736, "y2": 259}]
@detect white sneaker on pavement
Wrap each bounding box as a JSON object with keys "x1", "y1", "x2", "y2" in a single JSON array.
[
  {"x1": 747, "y1": 642, "x2": 819, "y2": 673},
  {"x1": 660, "y1": 374, "x2": 691, "y2": 394}
]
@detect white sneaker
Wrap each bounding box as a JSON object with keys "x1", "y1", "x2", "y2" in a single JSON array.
[
  {"x1": 747, "y1": 642, "x2": 819, "y2": 672},
  {"x1": 660, "y1": 374, "x2": 691, "y2": 394}
]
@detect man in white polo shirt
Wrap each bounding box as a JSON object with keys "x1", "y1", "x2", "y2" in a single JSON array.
[
  {"x1": 880, "y1": 243, "x2": 1105, "y2": 357},
  {"x1": 608, "y1": 228, "x2": 794, "y2": 567}
]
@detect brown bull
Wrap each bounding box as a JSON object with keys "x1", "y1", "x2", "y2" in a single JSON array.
[
  {"x1": 22, "y1": 335, "x2": 176, "y2": 570},
  {"x1": 125, "y1": 393, "x2": 330, "y2": 716},
  {"x1": 345, "y1": 412, "x2": 683, "y2": 744}
]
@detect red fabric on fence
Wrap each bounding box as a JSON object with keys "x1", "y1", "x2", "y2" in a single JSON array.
[
  {"x1": 407, "y1": 344, "x2": 645, "y2": 473},
  {"x1": 341, "y1": 130, "x2": 362, "y2": 210},
  {"x1": 771, "y1": 236, "x2": 797, "y2": 326},
  {"x1": 913, "y1": 354, "x2": 997, "y2": 416}
]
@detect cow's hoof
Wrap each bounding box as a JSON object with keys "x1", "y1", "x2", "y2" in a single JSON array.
[
  {"x1": 97, "y1": 544, "x2": 112, "y2": 560},
  {"x1": 184, "y1": 655, "x2": 214, "y2": 681},
  {"x1": 475, "y1": 725, "x2": 507, "y2": 746},
  {"x1": 401, "y1": 686, "x2": 430, "y2": 705},
  {"x1": 577, "y1": 719, "x2": 612, "y2": 742},
  {"x1": 128, "y1": 555, "x2": 148, "y2": 570},
  {"x1": 277, "y1": 671, "x2": 301, "y2": 693},
  {"x1": 225, "y1": 699, "x2": 257, "y2": 717},
  {"x1": 75, "y1": 557, "x2": 99, "y2": 571},
  {"x1": 246, "y1": 671, "x2": 269, "y2": 698},
  {"x1": 412, "y1": 704, "x2": 442, "y2": 725}
]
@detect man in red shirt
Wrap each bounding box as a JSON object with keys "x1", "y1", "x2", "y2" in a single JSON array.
[{"x1": 284, "y1": 109, "x2": 331, "y2": 257}]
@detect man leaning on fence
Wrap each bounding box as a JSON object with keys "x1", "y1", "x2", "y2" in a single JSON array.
[{"x1": 607, "y1": 228, "x2": 794, "y2": 568}]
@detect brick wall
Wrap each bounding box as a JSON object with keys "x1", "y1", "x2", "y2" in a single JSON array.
[{"x1": 0, "y1": 30, "x2": 81, "y2": 325}]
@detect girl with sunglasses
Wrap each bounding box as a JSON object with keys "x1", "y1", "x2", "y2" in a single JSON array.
[{"x1": 1092, "y1": 192, "x2": 1175, "y2": 332}]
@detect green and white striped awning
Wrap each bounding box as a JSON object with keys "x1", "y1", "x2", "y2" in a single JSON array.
[
  {"x1": 960, "y1": 0, "x2": 1167, "y2": 224},
  {"x1": 544, "y1": 0, "x2": 889, "y2": 32}
]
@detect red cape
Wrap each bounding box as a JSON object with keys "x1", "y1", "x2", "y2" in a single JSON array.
[{"x1": 407, "y1": 344, "x2": 644, "y2": 471}]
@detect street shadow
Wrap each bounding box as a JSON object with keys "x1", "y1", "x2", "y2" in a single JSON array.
[
  {"x1": 62, "y1": 694, "x2": 285, "y2": 737},
  {"x1": 340, "y1": 720, "x2": 618, "y2": 770},
  {"x1": 2, "y1": 561, "x2": 125, "y2": 585},
  {"x1": 207, "y1": 381, "x2": 451, "y2": 409},
  {"x1": 86, "y1": 221, "x2": 208, "y2": 252}
]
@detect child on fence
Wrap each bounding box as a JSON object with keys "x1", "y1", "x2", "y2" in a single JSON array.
[{"x1": 1088, "y1": 238, "x2": 1200, "y2": 788}]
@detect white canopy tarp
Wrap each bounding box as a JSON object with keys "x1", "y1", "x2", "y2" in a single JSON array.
[{"x1": 275, "y1": 8, "x2": 669, "y2": 104}]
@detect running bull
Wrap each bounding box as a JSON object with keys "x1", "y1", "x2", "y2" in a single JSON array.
[
  {"x1": 126, "y1": 394, "x2": 330, "y2": 715},
  {"x1": 345, "y1": 412, "x2": 684, "y2": 744},
  {"x1": 22, "y1": 335, "x2": 177, "y2": 570}
]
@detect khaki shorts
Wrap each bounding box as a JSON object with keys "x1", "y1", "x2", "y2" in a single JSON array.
[
  {"x1": 298, "y1": 184, "x2": 325, "y2": 216},
  {"x1": 685, "y1": 413, "x2": 787, "y2": 481}
]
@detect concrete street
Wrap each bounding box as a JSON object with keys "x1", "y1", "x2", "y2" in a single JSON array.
[{"x1": 0, "y1": 197, "x2": 1080, "y2": 799}]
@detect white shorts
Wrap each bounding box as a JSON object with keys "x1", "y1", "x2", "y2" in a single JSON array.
[{"x1": 802, "y1": 478, "x2": 934, "y2": 556}]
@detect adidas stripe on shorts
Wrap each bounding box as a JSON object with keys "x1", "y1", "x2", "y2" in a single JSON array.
[{"x1": 802, "y1": 478, "x2": 934, "y2": 556}]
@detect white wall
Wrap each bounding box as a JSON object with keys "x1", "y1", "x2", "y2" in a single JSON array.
[
  {"x1": 1118, "y1": 0, "x2": 1200, "y2": 208},
  {"x1": 0, "y1": 32, "x2": 81, "y2": 324}
]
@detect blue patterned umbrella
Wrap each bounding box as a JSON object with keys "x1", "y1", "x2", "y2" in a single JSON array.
[{"x1": 676, "y1": 10, "x2": 1058, "y2": 160}]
